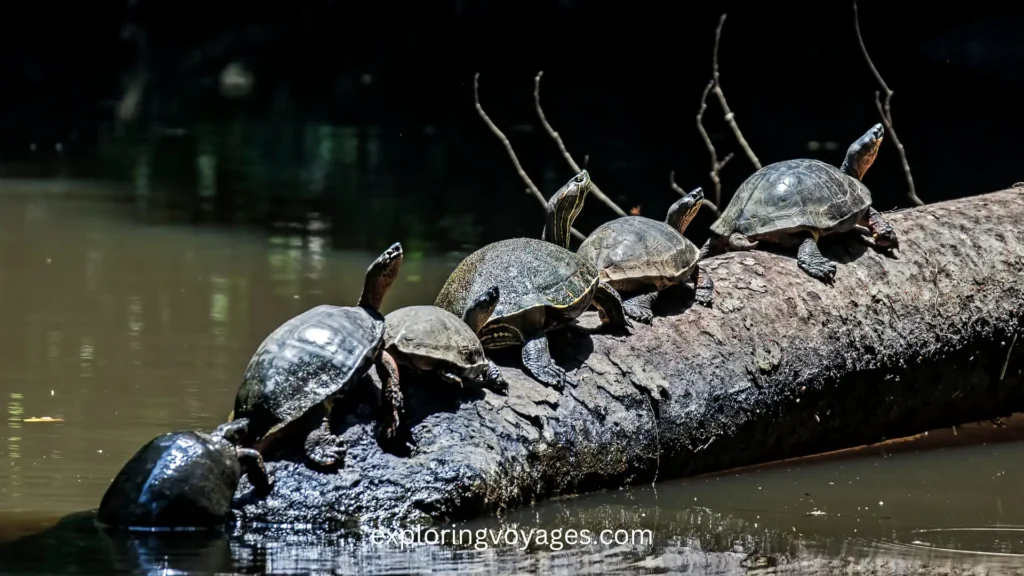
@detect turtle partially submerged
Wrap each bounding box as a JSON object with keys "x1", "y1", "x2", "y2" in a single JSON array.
[
  {"x1": 96, "y1": 418, "x2": 270, "y2": 529},
  {"x1": 231, "y1": 242, "x2": 404, "y2": 467},
  {"x1": 701, "y1": 123, "x2": 899, "y2": 282},
  {"x1": 385, "y1": 285, "x2": 508, "y2": 391},
  {"x1": 435, "y1": 170, "x2": 629, "y2": 390},
  {"x1": 577, "y1": 185, "x2": 713, "y2": 323}
]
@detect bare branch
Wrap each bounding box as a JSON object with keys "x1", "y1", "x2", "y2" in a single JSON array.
[
  {"x1": 473, "y1": 72, "x2": 585, "y2": 241},
  {"x1": 670, "y1": 170, "x2": 721, "y2": 216},
  {"x1": 694, "y1": 79, "x2": 733, "y2": 213},
  {"x1": 710, "y1": 14, "x2": 761, "y2": 170},
  {"x1": 853, "y1": 2, "x2": 923, "y2": 206},
  {"x1": 534, "y1": 71, "x2": 627, "y2": 218}
]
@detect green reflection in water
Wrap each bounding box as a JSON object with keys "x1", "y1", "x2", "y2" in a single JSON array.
[
  {"x1": 7, "y1": 392, "x2": 23, "y2": 497},
  {"x1": 79, "y1": 337, "x2": 94, "y2": 380}
]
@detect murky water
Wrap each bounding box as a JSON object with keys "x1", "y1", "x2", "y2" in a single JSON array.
[{"x1": 1, "y1": 184, "x2": 1024, "y2": 574}]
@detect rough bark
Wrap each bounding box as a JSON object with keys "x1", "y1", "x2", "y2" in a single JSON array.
[{"x1": 232, "y1": 187, "x2": 1024, "y2": 529}]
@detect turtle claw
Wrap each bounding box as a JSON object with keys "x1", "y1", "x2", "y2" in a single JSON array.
[
  {"x1": 521, "y1": 336, "x2": 570, "y2": 390},
  {"x1": 304, "y1": 422, "x2": 347, "y2": 468},
  {"x1": 440, "y1": 371, "x2": 464, "y2": 387},
  {"x1": 797, "y1": 237, "x2": 836, "y2": 283},
  {"x1": 480, "y1": 362, "x2": 509, "y2": 394},
  {"x1": 623, "y1": 291, "x2": 658, "y2": 323},
  {"x1": 694, "y1": 285, "x2": 715, "y2": 307},
  {"x1": 528, "y1": 363, "x2": 568, "y2": 390},
  {"x1": 623, "y1": 303, "x2": 654, "y2": 324}
]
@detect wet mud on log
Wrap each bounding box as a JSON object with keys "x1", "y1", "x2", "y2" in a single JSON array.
[{"x1": 232, "y1": 188, "x2": 1024, "y2": 529}]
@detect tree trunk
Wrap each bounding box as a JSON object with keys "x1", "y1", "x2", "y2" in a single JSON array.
[{"x1": 232, "y1": 187, "x2": 1024, "y2": 528}]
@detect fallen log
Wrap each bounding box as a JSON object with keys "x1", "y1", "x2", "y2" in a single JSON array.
[{"x1": 232, "y1": 187, "x2": 1024, "y2": 529}]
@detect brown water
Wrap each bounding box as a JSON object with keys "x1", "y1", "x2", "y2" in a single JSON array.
[{"x1": 2, "y1": 184, "x2": 1024, "y2": 575}]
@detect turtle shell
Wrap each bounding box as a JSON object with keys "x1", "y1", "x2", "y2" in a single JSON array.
[
  {"x1": 96, "y1": 430, "x2": 239, "y2": 528},
  {"x1": 384, "y1": 305, "x2": 489, "y2": 380},
  {"x1": 434, "y1": 237, "x2": 598, "y2": 337},
  {"x1": 232, "y1": 304, "x2": 385, "y2": 442},
  {"x1": 577, "y1": 216, "x2": 700, "y2": 293},
  {"x1": 711, "y1": 159, "x2": 872, "y2": 238}
]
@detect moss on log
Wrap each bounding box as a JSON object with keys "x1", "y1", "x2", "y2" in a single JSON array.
[{"x1": 232, "y1": 187, "x2": 1024, "y2": 529}]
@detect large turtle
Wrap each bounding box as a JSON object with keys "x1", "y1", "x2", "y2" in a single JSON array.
[
  {"x1": 434, "y1": 170, "x2": 629, "y2": 390},
  {"x1": 231, "y1": 242, "x2": 404, "y2": 468},
  {"x1": 577, "y1": 185, "x2": 714, "y2": 324},
  {"x1": 700, "y1": 123, "x2": 899, "y2": 282},
  {"x1": 96, "y1": 418, "x2": 270, "y2": 529}
]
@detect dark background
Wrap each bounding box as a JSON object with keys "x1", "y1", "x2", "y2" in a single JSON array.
[{"x1": 1, "y1": 1, "x2": 1021, "y2": 252}]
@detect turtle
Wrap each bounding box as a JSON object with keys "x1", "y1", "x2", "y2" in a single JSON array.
[
  {"x1": 384, "y1": 285, "x2": 508, "y2": 391},
  {"x1": 700, "y1": 123, "x2": 899, "y2": 282},
  {"x1": 434, "y1": 170, "x2": 629, "y2": 390},
  {"x1": 95, "y1": 418, "x2": 270, "y2": 529},
  {"x1": 230, "y1": 242, "x2": 404, "y2": 468},
  {"x1": 577, "y1": 185, "x2": 714, "y2": 324}
]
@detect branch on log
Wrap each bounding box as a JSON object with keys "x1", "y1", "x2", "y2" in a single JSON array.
[
  {"x1": 233, "y1": 188, "x2": 1024, "y2": 528},
  {"x1": 533, "y1": 71, "x2": 627, "y2": 218},
  {"x1": 853, "y1": 1, "x2": 923, "y2": 207},
  {"x1": 472, "y1": 72, "x2": 585, "y2": 242},
  {"x1": 709, "y1": 14, "x2": 761, "y2": 171}
]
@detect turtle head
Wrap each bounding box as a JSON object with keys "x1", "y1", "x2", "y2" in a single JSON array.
[
  {"x1": 463, "y1": 285, "x2": 499, "y2": 334},
  {"x1": 542, "y1": 170, "x2": 591, "y2": 249},
  {"x1": 841, "y1": 123, "x2": 884, "y2": 181},
  {"x1": 358, "y1": 242, "x2": 404, "y2": 311},
  {"x1": 665, "y1": 186, "x2": 704, "y2": 235},
  {"x1": 212, "y1": 418, "x2": 250, "y2": 445}
]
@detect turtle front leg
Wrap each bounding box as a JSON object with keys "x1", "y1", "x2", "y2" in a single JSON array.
[
  {"x1": 235, "y1": 447, "x2": 272, "y2": 496},
  {"x1": 439, "y1": 371, "x2": 464, "y2": 387},
  {"x1": 591, "y1": 282, "x2": 630, "y2": 330},
  {"x1": 622, "y1": 292, "x2": 656, "y2": 324},
  {"x1": 690, "y1": 265, "x2": 715, "y2": 306},
  {"x1": 860, "y1": 208, "x2": 899, "y2": 250},
  {"x1": 727, "y1": 232, "x2": 759, "y2": 251},
  {"x1": 376, "y1": 351, "x2": 403, "y2": 440},
  {"x1": 303, "y1": 405, "x2": 348, "y2": 469},
  {"x1": 699, "y1": 235, "x2": 731, "y2": 261},
  {"x1": 796, "y1": 234, "x2": 836, "y2": 282},
  {"x1": 521, "y1": 335, "x2": 570, "y2": 390},
  {"x1": 477, "y1": 361, "x2": 509, "y2": 394}
]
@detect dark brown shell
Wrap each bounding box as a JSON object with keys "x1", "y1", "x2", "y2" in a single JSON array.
[
  {"x1": 384, "y1": 305, "x2": 489, "y2": 379},
  {"x1": 232, "y1": 304, "x2": 384, "y2": 440},
  {"x1": 711, "y1": 159, "x2": 872, "y2": 238},
  {"x1": 577, "y1": 216, "x2": 700, "y2": 292}
]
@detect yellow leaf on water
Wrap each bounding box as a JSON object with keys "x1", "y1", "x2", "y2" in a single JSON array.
[{"x1": 23, "y1": 416, "x2": 64, "y2": 423}]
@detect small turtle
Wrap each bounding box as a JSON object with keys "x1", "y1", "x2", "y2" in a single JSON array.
[
  {"x1": 231, "y1": 242, "x2": 404, "y2": 468},
  {"x1": 96, "y1": 418, "x2": 270, "y2": 529},
  {"x1": 577, "y1": 185, "x2": 713, "y2": 323},
  {"x1": 701, "y1": 123, "x2": 899, "y2": 282},
  {"x1": 384, "y1": 285, "x2": 508, "y2": 391},
  {"x1": 435, "y1": 170, "x2": 629, "y2": 390}
]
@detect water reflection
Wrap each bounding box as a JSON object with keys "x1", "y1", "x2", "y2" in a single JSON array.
[{"x1": 0, "y1": 187, "x2": 455, "y2": 516}]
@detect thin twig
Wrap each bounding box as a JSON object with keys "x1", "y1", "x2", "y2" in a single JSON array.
[
  {"x1": 534, "y1": 71, "x2": 627, "y2": 217},
  {"x1": 853, "y1": 1, "x2": 923, "y2": 206},
  {"x1": 670, "y1": 171, "x2": 721, "y2": 216},
  {"x1": 710, "y1": 14, "x2": 760, "y2": 170},
  {"x1": 694, "y1": 79, "x2": 733, "y2": 213},
  {"x1": 473, "y1": 72, "x2": 585, "y2": 241},
  {"x1": 1000, "y1": 333, "x2": 1018, "y2": 381}
]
